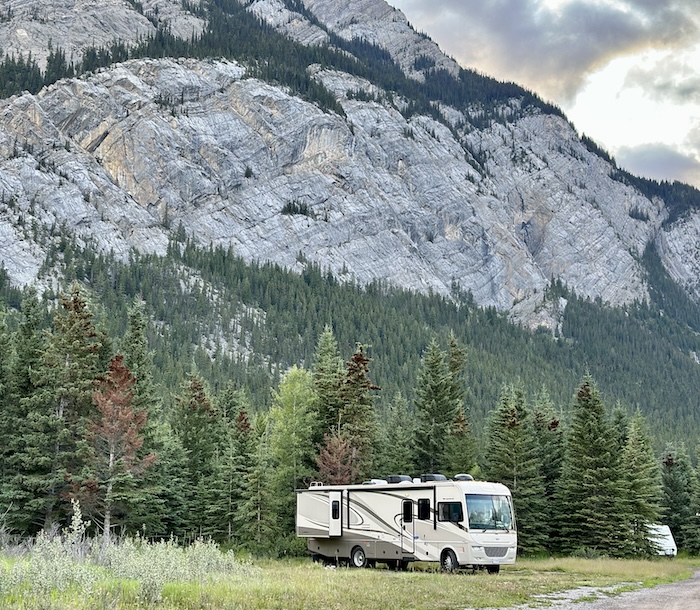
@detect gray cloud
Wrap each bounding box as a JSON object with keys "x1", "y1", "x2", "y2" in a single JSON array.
[
  {"x1": 617, "y1": 143, "x2": 700, "y2": 186},
  {"x1": 391, "y1": 0, "x2": 700, "y2": 103},
  {"x1": 626, "y1": 58, "x2": 700, "y2": 105}
]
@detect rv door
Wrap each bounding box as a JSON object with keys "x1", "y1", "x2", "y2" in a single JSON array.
[
  {"x1": 401, "y1": 499, "x2": 415, "y2": 554},
  {"x1": 329, "y1": 491, "x2": 342, "y2": 537}
]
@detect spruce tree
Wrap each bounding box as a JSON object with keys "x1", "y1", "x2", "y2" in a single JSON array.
[
  {"x1": 660, "y1": 442, "x2": 696, "y2": 550},
  {"x1": 311, "y1": 326, "x2": 344, "y2": 442},
  {"x1": 339, "y1": 344, "x2": 379, "y2": 481},
  {"x1": 484, "y1": 384, "x2": 547, "y2": 554},
  {"x1": 21, "y1": 284, "x2": 105, "y2": 530},
  {"x1": 444, "y1": 409, "x2": 477, "y2": 478},
  {"x1": 85, "y1": 355, "x2": 156, "y2": 543},
  {"x1": 268, "y1": 365, "x2": 318, "y2": 535},
  {"x1": 530, "y1": 386, "x2": 564, "y2": 547},
  {"x1": 316, "y1": 429, "x2": 359, "y2": 485},
  {"x1": 443, "y1": 335, "x2": 476, "y2": 476},
  {"x1": 0, "y1": 289, "x2": 45, "y2": 531},
  {"x1": 235, "y1": 415, "x2": 277, "y2": 553},
  {"x1": 619, "y1": 411, "x2": 661, "y2": 555},
  {"x1": 0, "y1": 308, "x2": 12, "y2": 478},
  {"x1": 122, "y1": 297, "x2": 160, "y2": 419},
  {"x1": 171, "y1": 372, "x2": 221, "y2": 534},
  {"x1": 130, "y1": 422, "x2": 189, "y2": 538},
  {"x1": 9, "y1": 288, "x2": 44, "y2": 400},
  {"x1": 684, "y1": 445, "x2": 700, "y2": 554},
  {"x1": 375, "y1": 391, "x2": 416, "y2": 477},
  {"x1": 414, "y1": 340, "x2": 457, "y2": 474},
  {"x1": 555, "y1": 376, "x2": 626, "y2": 555},
  {"x1": 206, "y1": 389, "x2": 255, "y2": 543}
]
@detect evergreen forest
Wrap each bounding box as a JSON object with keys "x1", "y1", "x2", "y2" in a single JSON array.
[
  {"x1": 1, "y1": 228, "x2": 700, "y2": 557},
  {"x1": 2, "y1": 0, "x2": 700, "y2": 559}
]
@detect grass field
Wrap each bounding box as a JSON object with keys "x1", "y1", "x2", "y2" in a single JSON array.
[{"x1": 0, "y1": 536, "x2": 698, "y2": 610}]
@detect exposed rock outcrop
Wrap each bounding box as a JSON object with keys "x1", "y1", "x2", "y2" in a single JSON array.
[{"x1": 0, "y1": 0, "x2": 698, "y2": 331}]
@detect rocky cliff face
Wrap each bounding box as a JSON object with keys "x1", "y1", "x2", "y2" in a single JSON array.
[
  {"x1": 0, "y1": 0, "x2": 697, "y2": 328},
  {"x1": 0, "y1": 0, "x2": 205, "y2": 69}
]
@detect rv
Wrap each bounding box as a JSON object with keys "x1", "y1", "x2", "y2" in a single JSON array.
[
  {"x1": 648, "y1": 524, "x2": 677, "y2": 557},
  {"x1": 296, "y1": 475, "x2": 517, "y2": 572}
]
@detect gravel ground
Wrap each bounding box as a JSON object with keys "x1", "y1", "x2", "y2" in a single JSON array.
[{"x1": 467, "y1": 570, "x2": 700, "y2": 610}]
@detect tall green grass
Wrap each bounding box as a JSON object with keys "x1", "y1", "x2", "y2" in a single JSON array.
[{"x1": 0, "y1": 513, "x2": 697, "y2": 610}]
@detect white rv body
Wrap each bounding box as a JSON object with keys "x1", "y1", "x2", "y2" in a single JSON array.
[
  {"x1": 648, "y1": 524, "x2": 677, "y2": 557},
  {"x1": 296, "y1": 478, "x2": 517, "y2": 571}
]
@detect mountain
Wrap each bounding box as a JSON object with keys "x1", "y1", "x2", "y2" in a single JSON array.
[{"x1": 1, "y1": 0, "x2": 700, "y2": 437}]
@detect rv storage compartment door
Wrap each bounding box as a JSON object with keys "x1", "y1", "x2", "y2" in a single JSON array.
[{"x1": 329, "y1": 491, "x2": 342, "y2": 537}]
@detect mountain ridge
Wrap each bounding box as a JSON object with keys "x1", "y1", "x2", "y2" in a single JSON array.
[{"x1": 0, "y1": 0, "x2": 698, "y2": 332}]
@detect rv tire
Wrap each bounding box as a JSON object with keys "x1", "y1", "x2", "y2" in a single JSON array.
[
  {"x1": 486, "y1": 565, "x2": 500, "y2": 574},
  {"x1": 350, "y1": 546, "x2": 368, "y2": 568},
  {"x1": 440, "y1": 549, "x2": 459, "y2": 573}
]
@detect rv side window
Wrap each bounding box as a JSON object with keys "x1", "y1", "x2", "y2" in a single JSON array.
[
  {"x1": 438, "y1": 502, "x2": 464, "y2": 523},
  {"x1": 331, "y1": 500, "x2": 340, "y2": 520},
  {"x1": 418, "y1": 498, "x2": 430, "y2": 520},
  {"x1": 402, "y1": 500, "x2": 413, "y2": 523}
]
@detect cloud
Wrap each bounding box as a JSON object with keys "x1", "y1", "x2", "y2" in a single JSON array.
[
  {"x1": 616, "y1": 142, "x2": 700, "y2": 187},
  {"x1": 625, "y1": 55, "x2": 700, "y2": 105},
  {"x1": 391, "y1": 0, "x2": 700, "y2": 103}
]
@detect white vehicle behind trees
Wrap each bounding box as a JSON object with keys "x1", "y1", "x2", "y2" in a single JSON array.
[
  {"x1": 648, "y1": 524, "x2": 677, "y2": 557},
  {"x1": 296, "y1": 474, "x2": 517, "y2": 572}
]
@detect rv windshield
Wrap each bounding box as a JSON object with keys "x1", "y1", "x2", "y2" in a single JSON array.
[{"x1": 466, "y1": 494, "x2": 513, "y2": 531}]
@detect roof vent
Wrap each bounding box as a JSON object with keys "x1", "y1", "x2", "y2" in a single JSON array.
[
  {"x1": 454, "y1": 474, "x2": 474, "y2": 481},
  {"x1": 385, "y1": 475, "x2": 412, "y2": 484},
  {"x1": 420, "y1": 473, "x2": 447, "y2": 482}
]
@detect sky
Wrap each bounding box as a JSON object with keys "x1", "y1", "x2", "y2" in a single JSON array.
[{"x1": 389, "y1": 0, "x2": 700, "y2": 189}]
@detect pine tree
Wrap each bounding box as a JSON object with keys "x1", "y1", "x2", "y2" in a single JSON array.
[
  {"x1": 684, "y1": 445, "x2": 700, "y2": 554},
  {"x1": 21, "y1": 284, "x2": 106, "y2": 531},
  {"x1": 375, "y1": 391, "x2": 416, "y2": 477},
  {"x1": 443, "y1": 335, "x2": 477, "y2": 476},
  {"x1": 443, "y1": 409, "x2": 478, "y2": 478},
  {"x1": 339, "y1": 344, "x2": 379, "y2": 481},
  {"x1": 660, "y1": 442, "x2": 696, "y2": 551},
  {"x1": 312, "y1": 326, "x2": 344, "y2": 442},
  {"x1": 122, "y1": 297, "x2": 160, "y2": 419},
  {"x1": 268, "y1": 366, "x2": 318, "y2": 535},
  {"x1": 235, "y1": 415, "x2": 277, "y2": 553},
  {"x1": 484, "y1": 384, "x2": 547, "y2": 554},
  {"x1": 619, "y1": 411, "x2": 661, "y2": 555},
  {"x1": 0, "y1": 308, "x2": 11, "y2": 469},
  {"x1": 205, "y1": 388, "x2": 255, "y2": 543},
  {"x1": 530, "y1": 386, "x2": 564, "y2": 547},
  {"x1": 414, "y1": 340, "x2": 457, "y2": 474},
  {"x1": 555, "y1": 376, "x2": 626, "y2": 555},
  {"x1": 171, "y1": 372, "x2": 221, "y2": 534},
  {"x1": 85, "y1": 355, "x2": 156, "y2": 544},
  {"x1": 315, "y1": 429, "x2": 360, "y2": 485},
  {"x1": 0, "y1": 289, "x2": 45, "y2": 531}
]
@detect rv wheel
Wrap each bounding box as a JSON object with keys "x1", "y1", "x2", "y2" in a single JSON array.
[
  {"x1": 486, "y1": 565, "x2": 500, "y2": 574},
  {"x1": 350, "y1": 546, "x2": 368, "y2": 568},
  {"x1": 440, "y1": 549, "x2": 458, "y2": 573}
]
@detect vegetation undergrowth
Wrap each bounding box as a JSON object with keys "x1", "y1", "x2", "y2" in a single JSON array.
[{"x1": 0, "y1": 537, "x2": 697, "y2": 610}]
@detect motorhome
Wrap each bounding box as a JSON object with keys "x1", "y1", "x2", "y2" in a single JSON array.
[
  {"x1": 296, "y1": 475, "x2": 517, "y2": 572},
  {"x1": 648, "y1": 524, "x2": 677, "y2": 557}
]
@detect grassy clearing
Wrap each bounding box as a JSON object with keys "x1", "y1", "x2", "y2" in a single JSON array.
[{"x1": 0, "y1": 546, "x2": 697, "y2": 609}]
